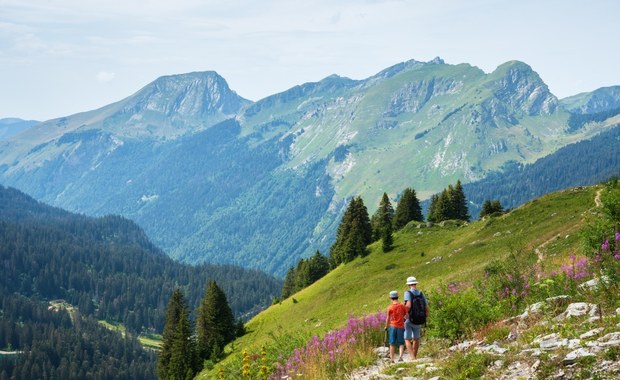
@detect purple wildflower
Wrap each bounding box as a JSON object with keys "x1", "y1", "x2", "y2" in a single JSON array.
[{"x1": 602, "y1": 240, "x2": 610, "y2": 251}]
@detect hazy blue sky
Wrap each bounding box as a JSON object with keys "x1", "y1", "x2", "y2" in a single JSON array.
[{"x1": 1, "y1": 0, "x2": 619, "y2": 121}]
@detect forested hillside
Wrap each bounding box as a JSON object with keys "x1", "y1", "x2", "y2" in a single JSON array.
[
  {"x1": 0, "y1": 185, "x2": 282, "y2": 378},
  {"x1": 0, "y1": 292, "x2": 157, "y2": 379}
]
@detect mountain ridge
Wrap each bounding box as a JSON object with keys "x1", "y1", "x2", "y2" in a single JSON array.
[{"x1": 0, "y1": 57, "x2": 618, "y2": 276}]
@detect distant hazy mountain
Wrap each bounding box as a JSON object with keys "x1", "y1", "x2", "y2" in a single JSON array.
[
  {"x1": 0, "y1": 59, "x2": 618, "y2": 276},
  {"x1": 560, "y1": 85, "x2": 620, "y2": 114},
  {"x1": 0, "y1": 117, "x2": 39, "y2": 139}
]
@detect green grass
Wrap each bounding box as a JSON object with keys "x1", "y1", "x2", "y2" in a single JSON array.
[
  {"x1": 99, "y1": 320, "x2": 162, "y2": 350},
  {"x1": 205, "y1": 185, "x2": 599, "y2": 377}
]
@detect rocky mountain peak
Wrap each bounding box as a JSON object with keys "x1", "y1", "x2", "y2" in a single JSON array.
[
  {"x1": 127, "y1": 71, "x2": 251, "y2": 118},
  {"x1": 490, "y1": 61, "x2": 558, "y2": 115}
]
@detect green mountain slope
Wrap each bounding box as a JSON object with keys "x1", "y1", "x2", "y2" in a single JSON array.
[
  {"x1": 0, "y1": 59, "x2": 618, "y2": 276},
  {"x1": 222, "y1": 185, "x2": 598, "y2": 361}
]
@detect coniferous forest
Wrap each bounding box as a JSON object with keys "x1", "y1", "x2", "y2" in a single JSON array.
[{"x1": 0, "y1": 185, "x2": 282, "y2": 379}]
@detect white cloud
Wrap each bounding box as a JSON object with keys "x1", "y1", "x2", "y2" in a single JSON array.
[{"x1": 96, "y1": 71, "x2": 115, "y2": 83}]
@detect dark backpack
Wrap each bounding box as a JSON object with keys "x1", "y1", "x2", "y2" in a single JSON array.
[{"x1": 407, "y1": 290, "x2": 427, "y2": 325}]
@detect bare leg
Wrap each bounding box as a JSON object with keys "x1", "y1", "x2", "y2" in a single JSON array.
[
  {"x1": 412, "y1": 338, "x2": 420, "y2": 359},
  {"x1": 398, "y1": 344, "x2": 404, "y2": 360},
  {"x1": 389, "y1": 345, "x2": 395, "y2": 362},
  {"x1": 405, "y1": 339, "x2": 414, "y2": 360}
]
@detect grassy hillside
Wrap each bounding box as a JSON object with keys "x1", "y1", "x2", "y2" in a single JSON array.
[{"x1": 205, "y1": 185, "x2": 599, "y2": 377}]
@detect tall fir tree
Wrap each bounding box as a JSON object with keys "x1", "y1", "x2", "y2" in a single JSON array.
[
  {"x1": 158, "y1": 289, "x2": 199, "y2": 380},
  {"x1": 307, "y1": 250, "x2": 329, "y2": 283},
  {"x1": 281, "y1": 266, "x2": 296, "y2": 299},
  {"x1": 381, "y1": 222, "x2": 393, "y2": 252},
  {"x1": 329, "y1": 196, "x2": 372, "y2": 267},
  {"x1": 453, "y1": 180, "x2": 470, "y2": 221},
  {"x1": 371, "y1": 193, "x2": 395, "y2": 241},
  {"x1": 427, "y1": 180, "x2": 470, "y2": 223},
  {"x1": 427, "y1": 194, "x2": 440, "y2": 223},
  {"x1": 280, "y1": 251, "x2": 330, "y2": 299},
  {"x1": 168, "y1": 307, "x2": 200, "y2": 380},
  {"x1": 433, "y1": 188, "x2": 452, "y2": 222},
  {"x1": 196, "y1": 280, "x2": 236, "y2": 360},
  {"x1": 393, "y1": 187, "x2": 423, "y2": 230},
  {"x1": 293, "y1": 259, "x2": 310, "y2": 291}
]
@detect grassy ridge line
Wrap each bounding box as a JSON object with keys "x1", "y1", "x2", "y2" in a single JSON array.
[{"x1": 218, "y1": 185, "x2": 597, "y2": 367}]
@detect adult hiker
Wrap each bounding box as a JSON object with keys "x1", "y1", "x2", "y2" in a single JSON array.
[{"x1": 403, "y1": 276, "x2": 429, "y2": 360}]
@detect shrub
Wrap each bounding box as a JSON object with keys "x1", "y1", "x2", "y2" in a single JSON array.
[
  {"x1": 478, "y1": 249, "x2": 537, "y2": 313},
  {"x1": 427, "y1": 286, "x2": 501, "y2": 343},
  {"x1": 440, "y1": 351, "x2": 494, "y2": 380}
]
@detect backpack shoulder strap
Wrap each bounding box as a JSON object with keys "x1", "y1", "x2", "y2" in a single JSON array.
[{"x1": 406, "y1": 290, "x2": 415, "y2": 303}]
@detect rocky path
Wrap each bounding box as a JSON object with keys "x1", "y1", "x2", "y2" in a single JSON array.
[{"x1": 346, "y1": 297, "x2": 620, "y2": 380}]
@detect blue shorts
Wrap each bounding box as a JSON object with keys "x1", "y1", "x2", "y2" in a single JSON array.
[
  {"x1": 404, "y1": 320, "x2": 422, "y2": 340},
  {"x1": 389, "y1": 326, "x2": 405, "y2": 346}
]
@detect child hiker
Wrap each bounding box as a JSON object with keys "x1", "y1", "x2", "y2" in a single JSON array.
[{"x1": 384, "y1": 290, "x2": 408, "y2": 363}]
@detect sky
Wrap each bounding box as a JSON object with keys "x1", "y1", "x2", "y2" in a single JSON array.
[{"x1": 1, "y1": 0, "x2": 619, "y2": 121}]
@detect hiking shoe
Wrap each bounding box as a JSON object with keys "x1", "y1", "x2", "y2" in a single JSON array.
[{"x1": 398, "y1": 357, "x2": 404, "y2": 362}]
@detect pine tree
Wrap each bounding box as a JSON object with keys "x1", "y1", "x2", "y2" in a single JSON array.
[
  {"x1": 480, "y1": 199, "x2": 493, "y2": 218},
  {"x1": 158, "y1": 289, "x2": 199, "y2": 380},
  {"x1": 307, "y1": 250, "x2": 329, "y2": 283},
  {"x1": 158, "y1": 289, "x2": 184, "y2": 380},
  {"x1": 435, "y1": 188, "x2": 452, "y2": 222},
  {"x1": 453, "y1": 180, "x2": 470, "y2": 221},
  {"x1": 480, "y1": 199, "x2": 504, "y2": 218},
  {"x1": 393, "y1": 187, "x2": 423, "y2": 230},
  {"x1": 293, "y1": 259, "x2": 310, "y2": 291},
  {"x1": 352, "y1": 196, "x2": 373, "y2": 246},
  {"x1": 329, "y1": 196, "x2": 371, "y2": 266},
  {"x1": 281, "y1": 266, "x2": 296, "y2": 299},
  {"x1": 371, "y1": 193, "x2": 394, "y2": 241},
  {"x1": 381, "y1": 222, "x2": 393, "y2": 252},
  {"x1": 427, "y1": 194, "x2": 440, "y2": 223},
  {"x1": 196, "y1": 281, "x2": 236, "y2": 360},
  {"x1": 168, "y1": 307, "x2": 199, "y2": 380}
]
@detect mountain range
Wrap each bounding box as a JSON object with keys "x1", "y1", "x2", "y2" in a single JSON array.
[
  {"x1": 0, "y1": 118, "x2": 39, "y2": 140},
  {"x1": 1, "y1": 58, "x2": 619, "y2": 276}
]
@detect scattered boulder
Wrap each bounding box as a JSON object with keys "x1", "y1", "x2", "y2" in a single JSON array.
[
  {"x1": 580, "y1": 327, "x2": 604, "y2": 340},
  {"x1": 553, "y1": 302, "x2": 599, "y2": 322},
  {"x1": 477, "y1": 342, "x2": 508, "y2": 355},
  {"x1": 374, "y1": 346, "x2": 389, "y2": 358},
  {"x1": 563, "y1": 348, "x2": 595, "y2": 364},
  {"x1": 449, "y1": 340, "x2": 479, "y2": 352}
]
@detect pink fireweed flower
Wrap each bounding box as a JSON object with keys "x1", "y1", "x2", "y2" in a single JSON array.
[
  {"x1": 615, "y1": 231, "x2": 620, "y2": 242},
  {"x1": 602, "y1": 240, "x2": 610, "y2": 252}
]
